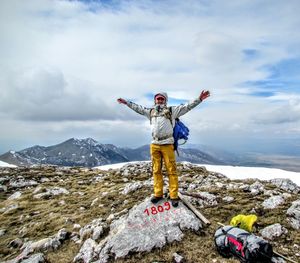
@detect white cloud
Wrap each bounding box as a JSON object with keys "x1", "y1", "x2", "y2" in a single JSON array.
[{"x1": 0, "y1": 0, "x2": 300, "y2": 153}]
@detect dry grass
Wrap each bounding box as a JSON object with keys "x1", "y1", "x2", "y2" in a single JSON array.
[{"x1": 0, "y1": 164, "x2": 299, "y2": 263}]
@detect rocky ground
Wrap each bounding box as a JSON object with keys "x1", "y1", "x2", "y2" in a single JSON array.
[{"x1": 0, "y1": 162, "x2": 299, "y2": 263}]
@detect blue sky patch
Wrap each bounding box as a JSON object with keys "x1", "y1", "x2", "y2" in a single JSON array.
[
  {"x1": 241, "y1": 58, "x2": 300, "y2": 95},
  {"x1": 243, "y1": 49, "x2": 259, "y2": 60}
]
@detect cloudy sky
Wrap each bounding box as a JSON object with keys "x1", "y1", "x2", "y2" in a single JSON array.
[{"x1": 0, "y1": 0, "x2": 300, "y2": 155}]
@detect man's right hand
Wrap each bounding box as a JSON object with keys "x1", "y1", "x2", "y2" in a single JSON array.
[{"x1": 117, "y1": 98, "x2": 127, "y2": 105}]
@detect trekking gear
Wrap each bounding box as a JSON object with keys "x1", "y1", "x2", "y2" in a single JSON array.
[
  {"x1": 173, "y1": 118, "x2": 189, "y2": 155},
  {"x1": 230, "y1": 214, "x2": 258, "y2": 232},
  {"x1": 178, "y1": 192, "x2": 211, "y2": 225},
  {"x1": 171, "y1": 198, "x2": 179, "y2": 207},
  {"x1": 151, "y1": 144, "x2": 178, "y2": 199},
  {"x1": 154, "y1": 92, "x2": 168, "y2": 102},
  {"x1": 214, "y1": 225, "x2": 273, "y2": 263},
  {"x1": 151, "y1": 196, "x2": 163, "y2": 204},
  {"x1": 150, "y1": 107, "x2": 190, "y2": 155}
]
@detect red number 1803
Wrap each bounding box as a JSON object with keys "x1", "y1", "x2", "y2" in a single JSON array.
[{"x1": 144, "y1": 201, "x2": 171, "y2": 216}]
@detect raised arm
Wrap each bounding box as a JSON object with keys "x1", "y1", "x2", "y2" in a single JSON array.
[
  {"x1": 172, "y1": 90, "x2": 210, "y2": 118},
  {"x1": 117, "y1": 98, "x2": 151, "y2": 119}
]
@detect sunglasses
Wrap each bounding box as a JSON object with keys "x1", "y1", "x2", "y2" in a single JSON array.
[{"x1": 156, "y1": 97, "x2": 165, "y2": 101}]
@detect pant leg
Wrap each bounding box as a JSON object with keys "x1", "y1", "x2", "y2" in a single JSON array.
[
  {"x1": 150, "y1": 144, "x2": 163, "y2": 197},
  {"x1": 161, "y1": 144, "x2": 178, "y2": 199}
]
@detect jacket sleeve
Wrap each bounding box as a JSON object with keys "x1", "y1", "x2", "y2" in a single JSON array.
[
  {"x1": 126, "y1": 101, "x2": 151, "y2": 119},
  {"x1": 172, "y1": 98, "x2": 202, "y2": 119}
]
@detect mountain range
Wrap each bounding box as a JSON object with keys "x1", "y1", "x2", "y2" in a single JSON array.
[{"x1": 0, "y1": 138, "x2": 225, "y2": 167}]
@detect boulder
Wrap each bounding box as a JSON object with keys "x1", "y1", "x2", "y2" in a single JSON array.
[
  {"x1": 286, "y1": 199, "x2": 300, "y2": 230},
  {"x1": 79, "y1": 218, "x2": 107, "y2": 241},
  {"x1": 187, "y1": 192, "x2": 218, "y2": 207},
  {"x1": 33, "y1": 187, "x2": 69, "y2": 199},
  {"x1": 0, "y1": 229, "x2": 7, "y2": 237},
  {"x1": 249, "y1": 181, "x2": 264, "y2": 195},
  {"x1": 262, "y1": 195, "x2": 285, "y2": 209},
  {"x1": 22, "y1": 253, "x2": 46, "y2": 263},
  {"x1": 260, "y1": 223, "x2": 288, "y2": 240},
  {"x1": 121, "y1": 181, "x2": 144, "y2": 195},
  {"x1": 222, "y1": 196, "x2": 234, "y2": 203},
  {"x1": 9, "y1": 178, "x2": 38, "y2": 188},
  {"x1": 88, "y1": 197, "x2": 202, "y2": 263},
  {"x1": 173, "y1": 252, "x2": 185, "y2": 263},
  {"x1": 8, "y1": 191, "x2": 22, "y2": 200},
  {"x1": 73, "y1": 238, "x2": 98, "y2": 263},
  {"x1": 270, "y1": 178, "x2": 299, "y2": 194}
]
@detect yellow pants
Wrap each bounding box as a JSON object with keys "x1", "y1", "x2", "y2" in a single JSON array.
[{"x1": 150, "y1": 144, "x2": 178, "y2": 199}]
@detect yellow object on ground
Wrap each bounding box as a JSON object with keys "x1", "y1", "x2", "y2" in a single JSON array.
[
  {"x1": 230, "y1": 214, "x2": 258, "y2": 232},
  {"x1": 150, "y1": 143, "x2": 178, "y2": 199}
]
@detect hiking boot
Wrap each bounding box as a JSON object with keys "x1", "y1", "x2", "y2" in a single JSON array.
[
  {"x1": 171, "y1": 199, "x2": 180, "y2": 207},
  {"x1": 151, "y1": 196, "x2": 163, "y2": 204}
]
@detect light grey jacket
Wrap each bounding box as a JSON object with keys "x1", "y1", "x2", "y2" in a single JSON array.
[{"x1": 126, "y1": 96, "x2": 202, "y2": 145}]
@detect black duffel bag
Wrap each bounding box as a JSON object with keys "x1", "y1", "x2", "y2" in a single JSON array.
[{"x1": 214, "y1": 225, "x2": 273, "y2": 263}]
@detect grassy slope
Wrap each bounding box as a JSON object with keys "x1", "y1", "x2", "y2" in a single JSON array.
[{"x1": 0, "y1": 165, "x2": 299, "y2": 263}]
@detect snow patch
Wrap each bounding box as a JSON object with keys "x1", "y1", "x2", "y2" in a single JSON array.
[
  {"x1": 94, "y1": 161, "x2": 300, "y2": 187},
  {"x1": 0, "y1": 161, "x2": 17, "y2": 167}
]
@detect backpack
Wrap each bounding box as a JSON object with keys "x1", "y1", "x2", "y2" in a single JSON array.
[
  {"x1": 214, "y1": 226, "x2": 273, "y2": 263},
  {"x1": 150, "y1": 107, "x2": 189, "y2": 155},
  {"x1": 173, "y1": 117, "x2": 189, "y2": 155}
]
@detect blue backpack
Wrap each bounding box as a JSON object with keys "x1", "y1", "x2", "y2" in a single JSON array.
[
  {"x1": 173, "y1": 117, "x2": 189, "y2": 155},
  {"x1": 150, "y1": 107, "x2": 189, "y2": 155}
]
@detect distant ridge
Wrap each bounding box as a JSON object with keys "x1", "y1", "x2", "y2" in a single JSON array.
[{"x1": 0, "y1": 138, "x2": 224, "y2": 167}]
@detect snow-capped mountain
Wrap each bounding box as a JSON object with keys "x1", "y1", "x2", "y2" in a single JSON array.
[
  {"x1": 0, "y1": 138, "x2": 128, "y2": 167},
  {"x1": 0, "y1": 138, "x2": 224, "y2": 167}
]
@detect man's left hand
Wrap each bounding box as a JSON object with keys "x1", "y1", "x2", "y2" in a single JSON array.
[{"x1": 200, "y1": 90, "x2": 210, "y2": 101}]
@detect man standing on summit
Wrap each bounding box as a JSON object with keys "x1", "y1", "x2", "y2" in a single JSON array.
[{"x1": 117, "y1": 90, "x2": 210, "y2": 207}]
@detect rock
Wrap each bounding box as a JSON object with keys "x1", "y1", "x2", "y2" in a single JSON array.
[
  {"x1": 70, "y1": 232, "x2": 81, "y2": 244},
  {"x1": 21, "y1": 229, "x2": 70, "y2": 255},
  {"x1": 106, "y1": 214, "x2": 115, "y2": 223},
  {"x1": 270, "y1": 178, "x2": 299, "y2": 194},
  {"x1": 73, "y1": 238, "x2": 98, "y2": 263},
  {"x1": 56, "y1": 228, "x2": 69, "y2": 241},
  {"x1": 173, "y1": 252, "x2": 185, "y2": 263},
  {"x1": 59, "y1": 200, "x2": 66, "y2": 205},
  {"x1": 3, "y1": 204, "x2": 19, "y2": 214},
  {"x1": 33, "y1": 187, "x2": 43, "y2": 194},
  {"x1": 262, "y1": 195, "x2": 285, "y2": 209},
  {"x1": 0, "y1": 229, "x2": 7, "y2": 237},
  {"x1": 91, "y1": 197, "x2": 202, "y2": 262},
  {"x1": 10, "y1": 178, "x2": 38, "y2": 188},
  {"x1": 222, "y1": 196, "x2": 234, "y2": 203},
  {"x1": 271, "y1": 256, "x2": 286, "y2": 262},
  {"x1": 249, "y1": 181, "x2": 264, "y2": 195},
  {"x1": 43, "y1": 238, "x2": 61, "y2": 251},
  {"x1": 91, "y1": 198, "x2": 99, "y2": 207},
  {"x1": 40, "y1": 177, "x2": 50, "y2": 183},
  {"x1": 187, "y1": 183, "x2": 197, "y2": 191},
  {"x1": 79, "y1": 218, "x2": 107, "y2": 241},
  {"x1": 8, "y1": 191, "x2": 22, "y2": 200},
  {"x1": 121, "y1": 181, "x2": 144, "y2": 195},
  {"x1": 0, "y1": 185, "x2": 8, "y2": 192},
  {"x1": 286, "y1": 199, "x2": 300, "y2": 230},
  {"x1": 29, "y1": 238, "x2": 52, "y2": 251},
  {"x1": 92, "y1": 226, "x2": 104, "y2": 241},
  {"x1": 8, "y1": 238, "x2": 23, "y2": 248},
  {"x1": 33, "y1": 187, "x2": 69, "y2": 199},
  {"x1": 22, "y1": 253, "x2": 46, "y2": 263},
  {"x1": 260, "y1": 223, "x2": 288, "y2": 240},
  {"x1": 187, "y1": 192, "x2": 218, "y2": 207},
  {"x1": 73, "y1": 224, "x2": 81, "y2": 230}
]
